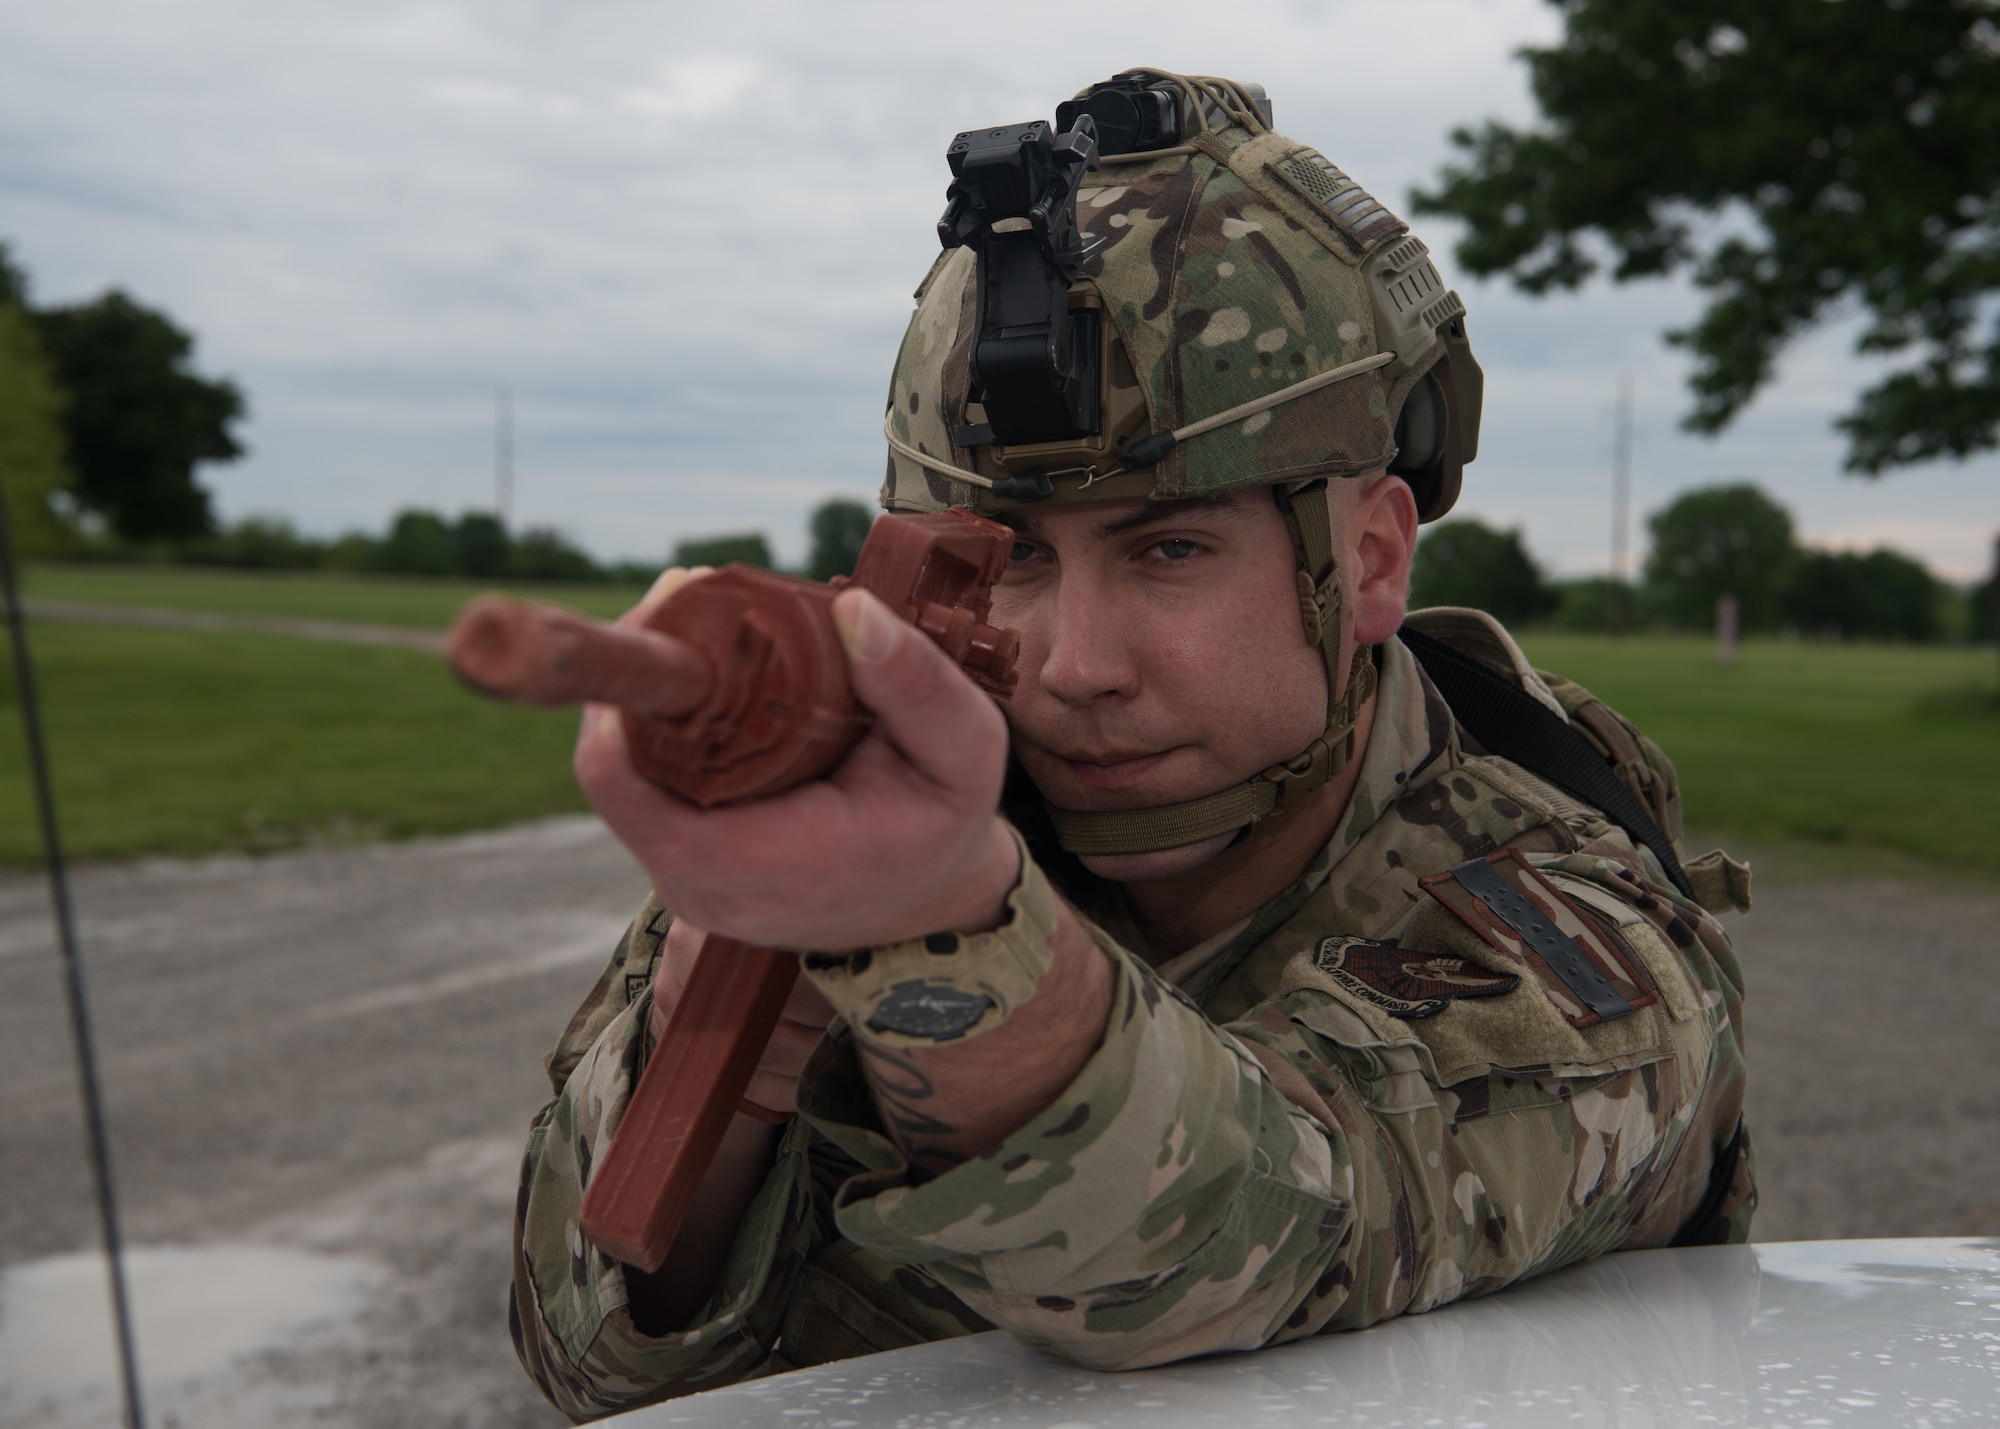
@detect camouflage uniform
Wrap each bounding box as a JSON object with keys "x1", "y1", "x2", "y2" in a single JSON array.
[{"x1": 509, "y1": 621, "x2": 1754, "y2": 1421}]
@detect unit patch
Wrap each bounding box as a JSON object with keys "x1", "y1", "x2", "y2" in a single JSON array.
[
  {"x1": 1311, "y1": 935, "x2": 1520, "y2": 1021},
  {"x1": 1420, "y1": 850, "x2": 1660, "y2": 1028},
  {"x1": 865, "y1": 981, "x2": 993, "y2": 1041}
]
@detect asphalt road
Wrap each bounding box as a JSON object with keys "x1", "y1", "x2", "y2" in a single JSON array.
[
  {"x1": 0, "y1": 818, "x2": 636, "y2": 1429},
  {"x1": 1, "y1": 819, "x2": 1995, "y2": 1427}
]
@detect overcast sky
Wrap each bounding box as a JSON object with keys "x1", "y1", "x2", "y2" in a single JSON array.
[{"x1": 3, "y1": 0, "x2": 1995, "y2": 577}]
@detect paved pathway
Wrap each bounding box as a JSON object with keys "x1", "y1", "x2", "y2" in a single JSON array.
[{"x1": 12, "y1": 597, "x2": 446, "y2": 652}]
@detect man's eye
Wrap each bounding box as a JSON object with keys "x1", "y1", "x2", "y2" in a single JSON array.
[
  {"x1": 1009, "y1": 540, "x2": 1038, "y2": 563},
  {"x1": 1154, "y1": 538, "x2": 1200, "y2": 561}
]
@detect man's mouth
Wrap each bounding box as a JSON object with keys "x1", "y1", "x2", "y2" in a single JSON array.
[{"x1": 1047, "y1": 747, "x2": 1176, "y2": 792}]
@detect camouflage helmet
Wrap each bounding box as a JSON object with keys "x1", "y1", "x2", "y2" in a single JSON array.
[
  {"x1": 881, "y1": 68, "x2": 1483, "y2": 523},
  {"x1": 881, "y1": 71, "x2": 1485, "y2": 858}
]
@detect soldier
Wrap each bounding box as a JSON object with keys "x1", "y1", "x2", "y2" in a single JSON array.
[{"x1": 509, "y1": 70, "x2": 1754, "y2": 1420}]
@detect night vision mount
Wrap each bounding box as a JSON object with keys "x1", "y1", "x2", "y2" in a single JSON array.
[
  {"x1": 1055, "y1": 71, "x2": 1272, "y2": 158},
  {"x1": 938, "y1": 117, "x2": 1104, "y2": 451}
]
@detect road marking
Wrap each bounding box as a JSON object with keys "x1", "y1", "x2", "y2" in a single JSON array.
[
  {"x1": 4, "y1": 919, "x2": 631, "y2": 1102},
  {"x1": 302, "y1": 932, "x2": 621, "y2": 1024},
  {"x1": 10, "y1": 597, "x2": 446, "y2": 652}
]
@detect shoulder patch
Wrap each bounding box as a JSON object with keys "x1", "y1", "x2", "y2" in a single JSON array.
[
  {"x1": 1312, "y1": 934, "x2": 1519, "y2": 1021},
  {"x1": 1420, "y1": 850, "x2": 1659, "y2": 1028},
  {"x1": 624, "y1": 934, "x2": 667, "y2": 1008}
]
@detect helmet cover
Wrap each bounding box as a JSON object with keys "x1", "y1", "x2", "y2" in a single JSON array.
[{"x1": 884, "y1": 72, "x2": 1476, "y2": 521}]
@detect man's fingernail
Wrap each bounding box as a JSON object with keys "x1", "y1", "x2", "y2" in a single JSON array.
[{"x1": 834, "y1": 591, "x2": 898, "y2": 663}]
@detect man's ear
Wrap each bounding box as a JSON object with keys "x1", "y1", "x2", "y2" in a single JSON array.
[{"x1": 1346, "y1": 473, "x2": 1420, "y2": 646}]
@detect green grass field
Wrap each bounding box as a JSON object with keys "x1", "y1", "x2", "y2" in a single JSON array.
[
  {"x1": 0, "y1": 622, "x2": 586, "y2": 863},
  {"x1": 21, "y1": 561, "x2": 649, "y2": 628},
  {"x1": 1, "y1": 564, "x2": 1996, "y2": 879},
  {"x1": 1518, "y1": 634, "x2": 2000, "y2": 881}
]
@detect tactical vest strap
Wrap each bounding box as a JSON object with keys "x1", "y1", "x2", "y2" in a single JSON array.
[{"x1": 1399, "y1": 625, "x2": 1696, "y2": 901}]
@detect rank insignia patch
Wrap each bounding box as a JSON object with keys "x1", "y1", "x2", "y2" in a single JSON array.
[
  {"x1": 1312, "y1": 935, "x2": 1521, "y2": 1020},
  {"x1": 1420, "y1": 849, "x2": 1661, "y2": 1028}
]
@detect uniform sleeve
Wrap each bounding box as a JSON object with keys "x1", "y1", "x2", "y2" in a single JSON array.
[
  {"x1": 508, "y1": 899, "x2": 822, "y2": 1421},
  {"x1": 795, "y1": 844, "x2": 1750, "y2": 1372}
]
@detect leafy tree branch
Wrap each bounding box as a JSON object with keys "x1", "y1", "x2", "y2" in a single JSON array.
[{"x1": 1411, "y1": 0, "x2": 2000, "y2": 473}]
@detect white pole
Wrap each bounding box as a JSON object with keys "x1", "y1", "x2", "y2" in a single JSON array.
[{"x1": 496, "y1": 384, "x2": 513, "y2": 528}]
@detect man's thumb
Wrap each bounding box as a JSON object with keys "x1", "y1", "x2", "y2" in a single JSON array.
[
  {"x1": 831, "y1": 588, "x2": 1005, "y2": 782},
  {"x1": 833, "y1": 586, "x2": 903, "y2": 665}
]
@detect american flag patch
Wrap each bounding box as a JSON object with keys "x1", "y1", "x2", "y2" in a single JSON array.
[{"x1": 1266, "y1": 147, "x2": 1406, "y2": 248}]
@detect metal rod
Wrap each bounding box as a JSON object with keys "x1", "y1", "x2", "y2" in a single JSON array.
[
  {"x1": 496, "y1": 383, "x2": 513, "y2": 528},
  {"x1": 0, "y1": 466, "x2": 148, "y2": 1429},
  {"x1": 1609, "y1": 371, "x2": 1633, "y2": 639}
]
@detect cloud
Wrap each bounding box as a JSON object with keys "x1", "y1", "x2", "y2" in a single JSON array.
[
  {"x1": 426, "y1": 78, "x2": 523, "y2": 113},
  {"x1": 0, "y1": 0, "x2": 1992, "y2": 569},
  {"x1": 616, "y1": 57, "x2": 759, "y2": 122}
]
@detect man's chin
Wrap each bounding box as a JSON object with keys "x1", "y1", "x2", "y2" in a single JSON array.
[{"x1": 1078, "y1": 831, "x2": 1239, "y2": 885}]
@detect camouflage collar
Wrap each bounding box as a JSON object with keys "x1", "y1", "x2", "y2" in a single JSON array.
[{"x1": 1320, "y1": 638, "x2": 1458, "y2": 872}]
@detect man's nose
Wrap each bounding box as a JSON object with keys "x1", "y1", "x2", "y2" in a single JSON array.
[{"x1": 1035, "y1": 569, "x2": 1142, "y2": 706}]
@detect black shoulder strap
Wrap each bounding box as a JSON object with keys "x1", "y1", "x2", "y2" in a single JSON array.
[{"x1": 1399, "y1": 625, "x2": 1697, "y2": 901}]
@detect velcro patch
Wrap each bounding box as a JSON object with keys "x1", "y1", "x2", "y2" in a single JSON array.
[
  {"x1": 1420, "y1": 850, "x2": 1660, "y2": 1028},
  {"x1": 1312, "y1": 935, "x2": 1520, "y2": 1021}
]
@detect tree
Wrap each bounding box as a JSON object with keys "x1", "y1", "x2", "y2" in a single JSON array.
[
  {"x1": 0, "y1": 243, "x2": 25, "y2": 309},
  {"x1": 1643, "y1": 483, "x2": 1796, "y2": 630},
  {"x1": 1780, "y1": 551, "x2": 1870, "y2": 638},
  {"x1": 0, "y1": 260, "x2": 71, "y2": 557},
  {"x1": 804, "y1": 498, "x2": 874, "y2": 581},
  {"x1": 509, "y1": 526, "x2": 601, "y2": 582},
  {"x1": 1411, "y1": 0, "x2": 2000, "y2": 474},
  {"x1": 1408, "y1": 518, "x2": 1559, "y2": 624},
  {"x1": 1781, "y1": 546, "x2": 1941, "y2": 640},
  {"x1": 671, "y1": 532, "x2": 772, "y2": 570},
  {"x1": 34, "y1": 290, "x2": 245, "y2": 540},
  {"x1": 370, "y1": 509, "x2": 459, "y2": 575},
  {"x1": 453, "y1": 511, "x2": 510, "y2": 578},
  {"x1": 183, "y1": 516, "x2": 326, "y2": 570},
  {"x1": 1551, "y1": 576, "x2": 1655, "y2": 633},
  {"x1": 1854, "y1": 548, "x2": 1943, "y2": 640}
]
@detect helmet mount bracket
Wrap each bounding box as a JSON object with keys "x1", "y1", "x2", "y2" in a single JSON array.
[{"x1": 939, "y1": 118, "x2": 1106, "y2": 449}]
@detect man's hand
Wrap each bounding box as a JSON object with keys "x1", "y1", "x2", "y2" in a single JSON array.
[
  {"x1": 574, "y1": 570, "x2": 1019, "y2": 952},
  {"x1": 647, "y1": 918, "x2": 834, "y2": 1117}
]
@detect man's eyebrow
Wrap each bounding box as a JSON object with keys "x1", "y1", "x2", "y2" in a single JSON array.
[
  {"x1": 995, "y1": 494, "x2": 1250, "y2": 541},
  {"x1": 1091, "y1": 495, "x2": 1246, "y2": 539}
]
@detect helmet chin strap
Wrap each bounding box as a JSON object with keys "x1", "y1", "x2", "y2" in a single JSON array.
[{"x1": 1045, "y1": 479, "x2": 1376, "y2": 857}]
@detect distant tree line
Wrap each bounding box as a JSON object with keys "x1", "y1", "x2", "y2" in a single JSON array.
[
  {"x1": 1411, "y1": 481, "x2": 1987, "y2": 643},
  {"x1": 101, "y1": 495, "x2": 880, "y2": 587},
  {"x1": 668, "y1": 500, "x2": 874, "y2": 582},
  {"x1": 150, "y1": 509, "x2": 642, "y2": 583}
]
